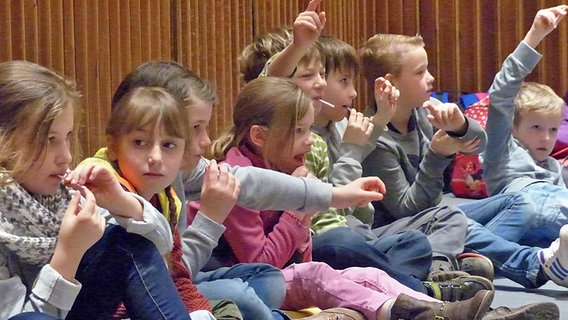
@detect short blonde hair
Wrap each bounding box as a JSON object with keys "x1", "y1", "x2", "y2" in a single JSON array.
[
  {"x1": 360, "y1": 34, "x2": 425, "y2": 93},
  {"x1": 513, "y1": 82, "x2": 564, "y2": 126}
]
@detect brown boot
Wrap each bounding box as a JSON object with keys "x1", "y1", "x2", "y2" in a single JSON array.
[
  {"x1": 391, "y1": 289, "x2": 494, "y2": 320},
  {"x1": 298, "y1": 307, "x2": 365, "y2": 320}
]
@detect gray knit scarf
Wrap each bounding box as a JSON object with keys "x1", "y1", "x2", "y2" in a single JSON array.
[{"x1": 0, "y1": 175, "x2": 70, "y2": 267}]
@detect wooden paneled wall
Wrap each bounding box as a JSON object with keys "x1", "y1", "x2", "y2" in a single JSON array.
[{"x1": 1, "y1": 0, "x2": 567, "y2": 158}]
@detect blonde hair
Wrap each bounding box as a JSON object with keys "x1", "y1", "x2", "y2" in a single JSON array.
[
  {"x1": 210, "y1": 77, "x2": 312, "y2": 170},
  {"x1": 513, "y1": 82, "x2": 564, "y2": 126},
  {"x1": 238, "y1": 27, "x2": 293, "y2": 83},
  {"x1": 318, "y1": 34, "x2": 359, "y2": 76},
  {"x1": 0, "y1": 60, "x2": 81, "y2": 184},
  {"x1": 360, "y1": 34, "x2": 425, "y2": 93}
]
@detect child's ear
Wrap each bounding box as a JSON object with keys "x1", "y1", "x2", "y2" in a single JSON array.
[
  {"x1": 512, "y1": 124, "x2": 519, "y2": 138},
  {"x1": 249, "y1": 125, "x2": 267, "y2": 148},
  {"x1": 106, "y1": 136, "x2": 119, "y2": 161}
]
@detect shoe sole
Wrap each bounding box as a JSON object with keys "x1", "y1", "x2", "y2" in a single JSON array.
[{"x1": 486, "y1": 302, "x2": 560, "y2": 320}]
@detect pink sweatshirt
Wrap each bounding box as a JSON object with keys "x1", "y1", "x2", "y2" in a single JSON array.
[{"x1": 189, "y1": 145, "x2": 311, "y2": 268}]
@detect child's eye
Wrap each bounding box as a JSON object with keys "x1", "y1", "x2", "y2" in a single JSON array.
[
  {"x1": 134, "y1": 140, "x2": 146, "y2": 146},
  {"x1": 551, "y1": 128, "x2": 559, "y2": 133},
  {"x1": 48, "y1": 136, "x2": 56, "y2": 144},
  {"x1": 163, "y1": 142, "x2": 177, "y2": 149}
]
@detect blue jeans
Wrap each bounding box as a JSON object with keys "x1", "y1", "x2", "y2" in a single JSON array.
[
  {"x1": 194, "y1": 264, "x2": 289, "y2": 320},
  {"x1": 521, "y1": 182, "x2": 568, "y2": 247},
  {"x1": 66, "y1": 224, "x2": 191, "y2": 320},
  {"x1": 311, "y1": 226, "x2": 431, "y2": 293},
  {"x1": 461, "y1": 193, "x2": 544, "y2": 288},
  {"x1": 465, "y1": 219, "x2": 543, "y2": 288},
  {"x1": 8, "y1": 313, "x2": 59, "y2": 320},
  {"x1": 459, "y1": 192, "x2": 536, "y2": 243}
]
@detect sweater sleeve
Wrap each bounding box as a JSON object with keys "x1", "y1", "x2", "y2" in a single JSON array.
[
  {"x1": 180, "y1": 210, "x2": 226, "y2": 277},
  {"x1": 222, "y1": 206, "x2": 311, "y2": 269},
  {"x1": 362, "y1": 140, "x2": 450, "y2": 218},
  {"x1": 184, "y1": 158, "x2": 333, "y2": 213},
  {"x1": 109, "y1": 193, "x2": 174, "y2": 255},
  {"x1": 483, "y1": 41, "x2": 542, "y2": 193},
  {"x1": 0, "y1": 263, "x2": 82, "y2": 320}
]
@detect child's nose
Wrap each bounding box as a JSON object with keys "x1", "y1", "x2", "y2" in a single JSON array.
[{"x1": 148, "y1": 145, "x2": 163, "y2": 163}]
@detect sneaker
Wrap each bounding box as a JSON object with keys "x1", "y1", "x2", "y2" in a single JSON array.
[
  {"x1": 483, "y1": 302, "x2": 559, "y2": 320},
  {"x1": 428, "y1": 270, "x2": 470, "y2": 282},
  {"x1": 458, "y1": 252, "x2": 495, "y2": 281},
  {"x1": 538, "y1": 224, "x2": 568, "y2": 287},
  {"x1": 423, "y1": 275, "x2": 494, "y2": 302},
  {"x1": 299, "y1": 308, "x2": 365, "y2": 320},
  {"x1": 431, "y1": 256, "x2": 457, "y2": 272}
]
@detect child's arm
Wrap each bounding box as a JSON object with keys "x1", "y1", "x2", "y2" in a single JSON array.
[
  {"x1": 484, "y1": 5, "x2": 567, "y2": 193},
  {"x1": 50, "y1": 187, "x2": 105, "y2": 281},
  {"x1": 181, "y1": 160, "x2": 240, "y2": 276},
  {"x1": 362, "y1": 135, "x2": 451, "y2": 218},
  {"x1": 65, "y1": 163, "x2": 144, "y2": 220},
  {"x1": 266, "y1": 0, "x2": 326, "y2": 77},
  {"x1": 184, "y1": 159, "x2": 382, "y2": 213},
  {"x1": 66, "y1": 162, "x2": 174, "y2": 255},
  {"x1": 24, "y1": 187, "x2": 105, "y2": 318},
  {"x1": 422, "y1": 101, "x2": 486, "y2": 155}
]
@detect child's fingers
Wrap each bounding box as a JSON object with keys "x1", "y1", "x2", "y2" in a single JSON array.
[
  {"x1": 76, "y1": 186, "x2": 97, "y2": 217},
  {"x1": 318, "y1": 11, "x2": 326, "y2": 29},
  {"x1": 305, "y1": 0, "x2": 321, "y2": 12},
  {"x1": 291, "y1": 166, "x2": 310, "y2": 178},
  {"x1": 366, "y1": 122, "x2": 375, "y2": 137},
  {"x1": 216, "y1": 163, "x2": 230, "y2": 184},
  {"x1": 390, "y1": 88, "x2": 400, "y2": 102}
]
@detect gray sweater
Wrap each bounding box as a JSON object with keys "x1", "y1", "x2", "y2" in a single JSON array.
[
  {"x1": 362, "y1": 102, "x2": 487, "y2": 226},
  {"x1": 175, "y1": 157, "x2": 334, "y2": 277},
  {"x1": 483, "y1": 41, "x2": 564, "y2": 194}
]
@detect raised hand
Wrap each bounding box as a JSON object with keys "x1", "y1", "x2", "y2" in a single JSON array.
[
  {"x1": 524, "y1": 5, "x2": 568, "y2": 48},
  {"x1": 371, "y1": 77, "x2": 399, "y2": 128},
  {"x1": 293, "y1": 0, "x2": 327, "y2": 50},
  {"x1": 199, "y1": 160, "x2": 241, "y2": 224},
  {"x1": 343, "y1": 109, "x2": 374, "y2": 146},
  {"x1": 430, "y1": 129, "x2": 481, "y2": 157},
  {"x1": 331, "y1": 176, "x2": 385, "y2": 209},
  {"x1": 422, "y1": 100, "x2": 467, "y2": 134}
]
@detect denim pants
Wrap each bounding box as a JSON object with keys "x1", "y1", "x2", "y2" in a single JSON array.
[
  {"x1": 458, "y1": 192, "x2": 537, "y2": 243},
  {"x1": 460, "y1": 193, "x2": 543, "y2": 288},
  {"x1": 194, "y1": 264, "x2": 289, "y2": 320},
  {"x1": 521, "y1": 182, "x2": 568, "y2": 247},
  {"x1": 66, "y1": 224, "x2": 191, "y2": 320},
  {"x1": 312, "y1": 226, "x2": 431, "y2": 293},
  {"x1": 8, "y1": 313, "x2": 59, "y2": 320}
]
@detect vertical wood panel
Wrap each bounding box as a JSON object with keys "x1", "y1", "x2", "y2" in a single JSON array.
[{"x1": 1, "y1": 0, "x2": 567, "y2": 156}]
